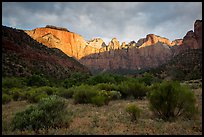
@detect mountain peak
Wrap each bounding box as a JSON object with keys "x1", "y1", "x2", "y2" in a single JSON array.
[{"x1": 45, "y1": 25, "x2": 70, "y2": 32}]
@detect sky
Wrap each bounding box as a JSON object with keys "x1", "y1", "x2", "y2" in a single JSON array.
[{"x1": 2, "y1": 2, "x2": 202, "y2": 44}]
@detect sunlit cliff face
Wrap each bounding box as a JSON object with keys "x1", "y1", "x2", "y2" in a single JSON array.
[{"x1": 24, "y1": 19, "x2": 201, "y2": 71}]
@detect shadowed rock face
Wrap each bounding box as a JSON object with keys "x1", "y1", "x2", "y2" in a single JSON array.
[
  {"x1": 182, "y1": 20, "x2": 202, "y2": 49},
  {"x1": 24, "y1": 20, "x2": 202, "y2": 72},
  {"x1": 80, "y1": 42, "x2": 173, "y2": 71}
]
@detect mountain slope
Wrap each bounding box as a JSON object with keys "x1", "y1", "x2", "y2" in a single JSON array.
[
  {"x1": 2, "y1": 25, "x2": 90, "y2": 79},
  {"x1": 23, "y1": 20, "x2": 202, "y2": 74},
  {"x1": 147, "y1": 49, "x2": 202, "y2": 81},
  {"x1": 25, "y1": 26, "x2": 107, "y2": 60},
  {"x1": 80, "y1": 20, "x2": 202, "y2": 73}
]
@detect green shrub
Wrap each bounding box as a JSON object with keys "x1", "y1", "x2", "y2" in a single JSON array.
[
  {"x1": 63, "y1": 72, "x2": 90, "y2": 88},
  {"x1": 138, "y1": 72, "x2": 154, "y2": 86},
  {"x1": 2, "y1": 88, "x2": 10, "y2": 95},
  {"x1": 56, "y1": 87, "x2": 75, "y2": 99},
  {"x1": 73, "y1": 85, "x2": 98, "y2": 104},
  {"x1": 26, "y1": 88, "x2": 49, "y2": 103},
  {"x1": 26, "y1": 75, "x2": 48, "y2": 87},
  {"x1": 2, "y1": 77, "x2": 25, "y2": 88},
  {"x1": 96, "y1": 83, "x2": 118, "y2": 91},
  {"x1": 117, "y1": 81, "x2": 131, "y2": 98},
  {"x1": 11, "y1": 95, "x2": 70, "y2": 131},
  {"x1": 37, "y1": 86, "x2": 57, "y2": 95},
  {"x1": 2, "y1": 94, "x2": 12, "y2": 104},
  {"x1": 147, "y1": 81, "x2": 196, "y2": 121},
  {"x1": 10, "y1": 88, "x2": 26, "y2": 101},
  {"x1": 91, "y1": 95, "x2": 106, "y2": 107},
  {"x1": 126, "y1": 104, "x2": 141, "y2": 122},
  {"x1": 118, "y1": 80, "x2": 148, "y2": 99},
  {"x1": 87, "y1": 73, "x2": 116, "y2": 85},
  {"x1": 97, "y1": 90, "x2": 113, "y2": 105},
  {"x1": 132, "y1": 82, "x2": 148, "y2": 99},
  {"x1": 109, "y1": 91, "x2": 121, "y2": 100}
]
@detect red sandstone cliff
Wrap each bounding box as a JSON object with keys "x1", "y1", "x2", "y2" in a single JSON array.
[
  {"x1": 25, "y1": 27, "x2": 106, "y2": 60},
  {"x1": 24, "y1": 20, "x2": 202, "y2": 72}
]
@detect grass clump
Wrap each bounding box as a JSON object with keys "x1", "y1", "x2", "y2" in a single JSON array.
[
  {"x1": 147, "y1": 81, "x2": 197, "y2": 121},
  {"x1": 11, "y1": 95, "x2": 70, "y2": 131},
  {"x1": 126, "y1": 104, "x2": 141, "y2": 122}
]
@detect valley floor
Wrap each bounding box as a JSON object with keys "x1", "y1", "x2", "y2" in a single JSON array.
[{"x1": 2, "y1": 88, "x2": 202, "y2": 135}]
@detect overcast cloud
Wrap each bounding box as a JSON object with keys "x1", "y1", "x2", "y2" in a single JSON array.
[{"x1": 2, "y1": 2, "x2": 202, "y2": 44}]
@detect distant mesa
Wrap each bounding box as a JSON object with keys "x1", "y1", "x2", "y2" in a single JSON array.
[{"x1": 45, "y1": 25, "x2": 70, "y2": 32}]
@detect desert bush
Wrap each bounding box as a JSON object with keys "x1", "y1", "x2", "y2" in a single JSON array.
[
  {"x1": 26, "y1": 88, "x2": 48, "y2": 103},
  {"x1": 56, "y1": 87, "x2": 75, "y2": 99},
  {"x1": 131, "y1": 82, "x2": 148, "y2": 99},
  {"x1": 26, "y1": 75, "x2": 49, "y2": 87},
  {"x1": 126, "y1": 104, "x2": 141, "y2": 122},
  {"x1": 73, "y1": 85, "x2": 98, "y2": 104},
  {"x1": 2, "y1": 94, "x2": 12, "y2": 104},
  {"x1": 37, "y1": 86, "x2": 57, "y2": 95},
  {"x1": 118, "y1": 80, "x2": 148, "y2": 99},
  {"x1": 2, "y1": 88, "x2": 10, "y2": 95},
  {"x1": 10, "y1": 88, "x2": 26, "y2": 101},
  {"x1": 97, "y1": 90, "x2": 113, "y2": 105},
  {"x1": 2, "y1": 77, "x2": 25, "y2": 88},
  {"x1": 11, "y1": 95, "x2": 70, "y2": 131},
  {"x1": 91, "y1": 95, "x2": 106, "y2": 107},
  {"x1": 138, "y1": 72, "x2": 162, "y2": 86},
  {"x1": 96, "y1": 83, "x2": 118, "y2": 91},
  {"x1": 87, "y1": 73, "x2": 116, "y2": 85},
  {"x1": 117, "y1": 81, "x2": 131, "y2": 98},
  {"x1": 63, "y1": 72, "x2": 90, "y2": 88},
  {"x1": 109, "y1": 90, "x2": 121, "y2": 100},
  {"x1": 147, "y1": 81, "x2": 196, "y2": 121}
]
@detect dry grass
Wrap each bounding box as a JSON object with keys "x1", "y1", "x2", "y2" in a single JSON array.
[{"x1": 2, "y1": 88, "x2": 202, "y2": 135}]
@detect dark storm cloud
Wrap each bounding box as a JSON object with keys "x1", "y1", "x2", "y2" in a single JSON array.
[{"x1": 2, "y1": 2, "x2": 202, "y2": 44}]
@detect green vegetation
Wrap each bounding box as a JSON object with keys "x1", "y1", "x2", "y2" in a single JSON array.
[
  {"x1": 2, "y1": 77, "x2": 26, "y2": 88},
  {"x1": 96, "y1": 83, "x2": 118, "y2": 91},
  {"x1": 147, "y1": 81, "x2": 196, "y2": 121},
  {"x1": 138, "y1": 72, "x2": 162, "y2": 86},
  {"x1": 2, "y1": 94, "x2": 12, "y2": 104},
  {"x1": 1, "y1": 73, "x2": 155, "y2": 105},
  {"x1": 2, "y1": 72, "x2": 202, "y2": 135},
  {"x1": 117, "y1": 80, "x2": 148, "y2": 99},
  {"x1": 126, "y1": 104, "x2": 141, "y2": 122},
  {"x1": 63, "y1": 72, "x2": 90, "y2": 88},
  {"x1": 72, "y1": 85, "x2": 98, "y2": 104},
  {"x1": 11, "y1": 95, "x2": 70, "y2": 131},
  {"x1": 10, "y1": 88, "x2": 26, "y2": 101},
  {"x1": 86, "y1": 73, "x2": 127, "y2": 85},
  {"x1": 148, "y1": 49, "x2": 202, "y2": 81},
  {"x1": 56, "y1": 87, "x2": 75, "y2": 99},
  {"x1": 91, "y1": 95, "x2": 107, "y2": 107},
  {"x1": 26, "y1": 75, "x2": 49, "y2": 87}
]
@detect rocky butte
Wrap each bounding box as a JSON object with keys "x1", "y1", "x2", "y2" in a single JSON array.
[{"x1": 25, "y1": 20, "x2": 202, "y2": 73}]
